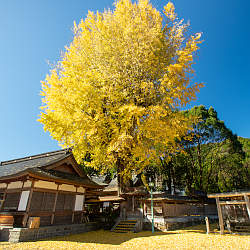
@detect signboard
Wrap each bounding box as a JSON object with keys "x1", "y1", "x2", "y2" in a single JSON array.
[
  {"x1": 74, "y1": 195, "x2": 85, "y2": 211},
  {"x1": 18, "y1": 191, "x2": 30, "y2": 211}
]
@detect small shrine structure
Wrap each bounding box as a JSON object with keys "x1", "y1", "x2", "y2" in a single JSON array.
[{"x1": 208, "y1": 190, "x2": 250, "y2": 234}]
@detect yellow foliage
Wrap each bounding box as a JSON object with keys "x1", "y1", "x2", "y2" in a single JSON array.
[
  {"x1": 39, "y1": 0, "x2": 203, "y2": 177},
  {"x1": 2, "y1": 225, "x2": 250, "y2": 249},
  {"x1": 164, "y1": 2, "x2": 176, "y2": 21}
]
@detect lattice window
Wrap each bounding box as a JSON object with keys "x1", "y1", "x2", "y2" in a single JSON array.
[
  {"x1": 42, "y1": 193, "x2": 56, "y2": 211},
  {"x1": 56, "y1": 193, "x2": 75, "y2": 211},
  {"x1": 30, "y1": 192, "x2": 44, "y2": 211},
  {"x1": 3, "y1": 192, "x2": 21, "y2": 211},
  {"x1": 30, "y1": 192, "x2": 56, "y2": 211},
  {"x1": 64, "y1": 194, "x2": 74, "y2": 210},
  {"x1": 56, "y1": 193, "x2": 65, "y2": 210}
]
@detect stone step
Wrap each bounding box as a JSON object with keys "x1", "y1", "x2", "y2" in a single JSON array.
[
  {"x1": 119, "y1": 221, "x2": 136, "y2": 223},
  {"x1": 114, "y1": 227, "x2": 133, "y2": 231},
  {"x1": 112, "y1": 219, "x2": 137, "y2": 233},
  {"x1": 117, "y1": 223, "x2": 136, "y2": 226},
  {"x1": 115, "y1": 226, "x2": 135, "y2": 230}
]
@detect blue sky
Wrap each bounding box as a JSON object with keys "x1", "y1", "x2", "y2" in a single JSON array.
[{"x1": 0, "y1": 0, "x2": 249, "y2": 161}]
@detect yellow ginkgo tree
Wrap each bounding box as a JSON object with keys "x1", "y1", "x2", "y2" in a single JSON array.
[{"x1": 39, "y1": 0, "x2": 203, "y2": 193}]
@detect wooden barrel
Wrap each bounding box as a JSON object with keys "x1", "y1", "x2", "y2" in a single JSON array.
[{"x1": 0, "y1": 213, "x2": 14, "y2": 226}]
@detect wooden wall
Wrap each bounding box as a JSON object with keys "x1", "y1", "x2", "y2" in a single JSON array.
[
  {"x1": 0, "y1": 179, "x2": 88, "y2": 227},
  {"x1": 145, "y1": 202, "x2": 217, "y2": 217}
]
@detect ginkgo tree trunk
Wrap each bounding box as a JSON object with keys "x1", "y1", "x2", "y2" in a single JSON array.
[{"x1": 39, "y1": 0, "x2": 203, "y2": 195}]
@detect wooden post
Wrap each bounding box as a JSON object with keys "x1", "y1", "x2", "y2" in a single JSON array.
[
  {"x1": 139, "y1": 201, "x2": 143, "y2": 218},
  {"x1": 244, "y1": 194, "x2": 250, "y2": 219},
  {"x1": 72, "y1": 188, "x2": 77, "y2": 223},
  {"x1": 216, "y1": 197, "x2": 224, "y2": 234},
  {"x1": 205, "y1": 217, "x2": 210, "y2": 234},
  {"x1": 143, "y1": 202, "x2": 146, "y2": 217},
  {"x1": 132, "y1": 196, "x2": 135, "y2": 212},
  {"x1": 82, "y1": 193, "x2": 88, "y2": 223},
  {"x1": 22, "y1": 181, "x2": 34, "y2": 227},
  {"x1": 51, "y1": 184, "x2": 59, "y2": 225}
]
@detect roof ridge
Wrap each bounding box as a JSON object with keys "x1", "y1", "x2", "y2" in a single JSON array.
[{"x1": 0, "y1": 148, "x2": 71, "y2": 166}]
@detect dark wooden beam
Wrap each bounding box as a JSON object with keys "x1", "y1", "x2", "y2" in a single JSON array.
[
  {"x1": 208, "y1": 191, "x2": 250, "y2": 198},
  {"x1": 51, "y1": 184, "x2": 59, "y2": 225},
  {"x1": 71, "y1": 188, "x2": 78, "y2": 223},
  {"x1": 22, "y1": 181, "x2": 34, "y2": 227},
  {"x1": 5, "y1": 187, "x2": 31, "y2": 193}
]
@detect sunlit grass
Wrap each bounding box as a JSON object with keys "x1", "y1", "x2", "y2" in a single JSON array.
[{"x1": 0, "y1": 224, "x2": 249, "y2": 249}]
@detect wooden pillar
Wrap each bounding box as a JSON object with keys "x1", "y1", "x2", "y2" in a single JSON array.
[
  {"x1": 244, "y1": 194, "x2": 250, "y2": 219},
  {"x1": 216, "y1": 197, "x2": 224, "y2": 234},
  {"x1": 139, "y1": 201, "x2": 143, "y2": 218},
  {"x1": 82, "y1": 191, "x2": 87, "y2": 223},
  {"x1": 143, "y1": 201, "x2": 147, "y2": 217},
  {"x1": 132, "y1": 196, "x2": 135, "y2": 212},
  {"x1": 174, "y1": 202, "x2": 176, "y2": 216},
  {"x1": 119, "y1": 202, "x2": 122, "y2": 218},
  {"x1": 205, "y1": 217, "x2": 210, "y2": 234},
  {"x1": 72, "y1": 187, "x2": 77, "y2": 223},
  {"x1": 51, "y1": 184, "x2": 59, "y2": 225},
  {"x1": 22, "y1": 181, "x2": 34, "y2": 227}
]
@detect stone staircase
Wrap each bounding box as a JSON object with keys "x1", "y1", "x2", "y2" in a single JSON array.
[{"x1": 112, "y1": 220, "x2": 138, "y2": 233}]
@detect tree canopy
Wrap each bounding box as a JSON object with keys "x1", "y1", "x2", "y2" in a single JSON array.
[
  {"x1": 39, "y1": 0, "x2": 203, "y2": 186},
  {"x1": 159, "y1": 105, "x2": 248, "y2": 194}
]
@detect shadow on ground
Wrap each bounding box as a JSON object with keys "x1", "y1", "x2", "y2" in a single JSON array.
[
  {"x1": 177, "y1": 223, "x2": 250, "y2": 236},
  {"x1": 48, "y1": 230, "x2": 177, "y2": 245},
  {"x1": 177, "y1": 223, "x2": 219, "y2": 234}
]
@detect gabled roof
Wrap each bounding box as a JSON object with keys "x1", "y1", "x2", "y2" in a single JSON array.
[
  {"x1": 0, "y1": 149, "x2": 102, "y2": 188},
  {"x1": 104, "y1": 177, "x2": 118, "y2": 192},
  {"x1": 0, "y1": 149, "x2": 70, "y2": 177},
  {"x1": 90, "y1": 176, "x2": 117, "y2": 192}
]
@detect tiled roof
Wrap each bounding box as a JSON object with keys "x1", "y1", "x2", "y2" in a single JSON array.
[
  {"x1": 104, "y1": 177, "x2": 118, "y2": 191},
  {"x1": 90, "y1": 175, "x2": 107, "y2": 185},
  {"x1": 90, "y1": 176, "x2": 117, "y2": 191},
  {"x1": 0, "y1": 149, "x2": 70, "y2": 178},
  {"x1": 0, "y1": 149, "x2": 102, "y2": 188}
]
